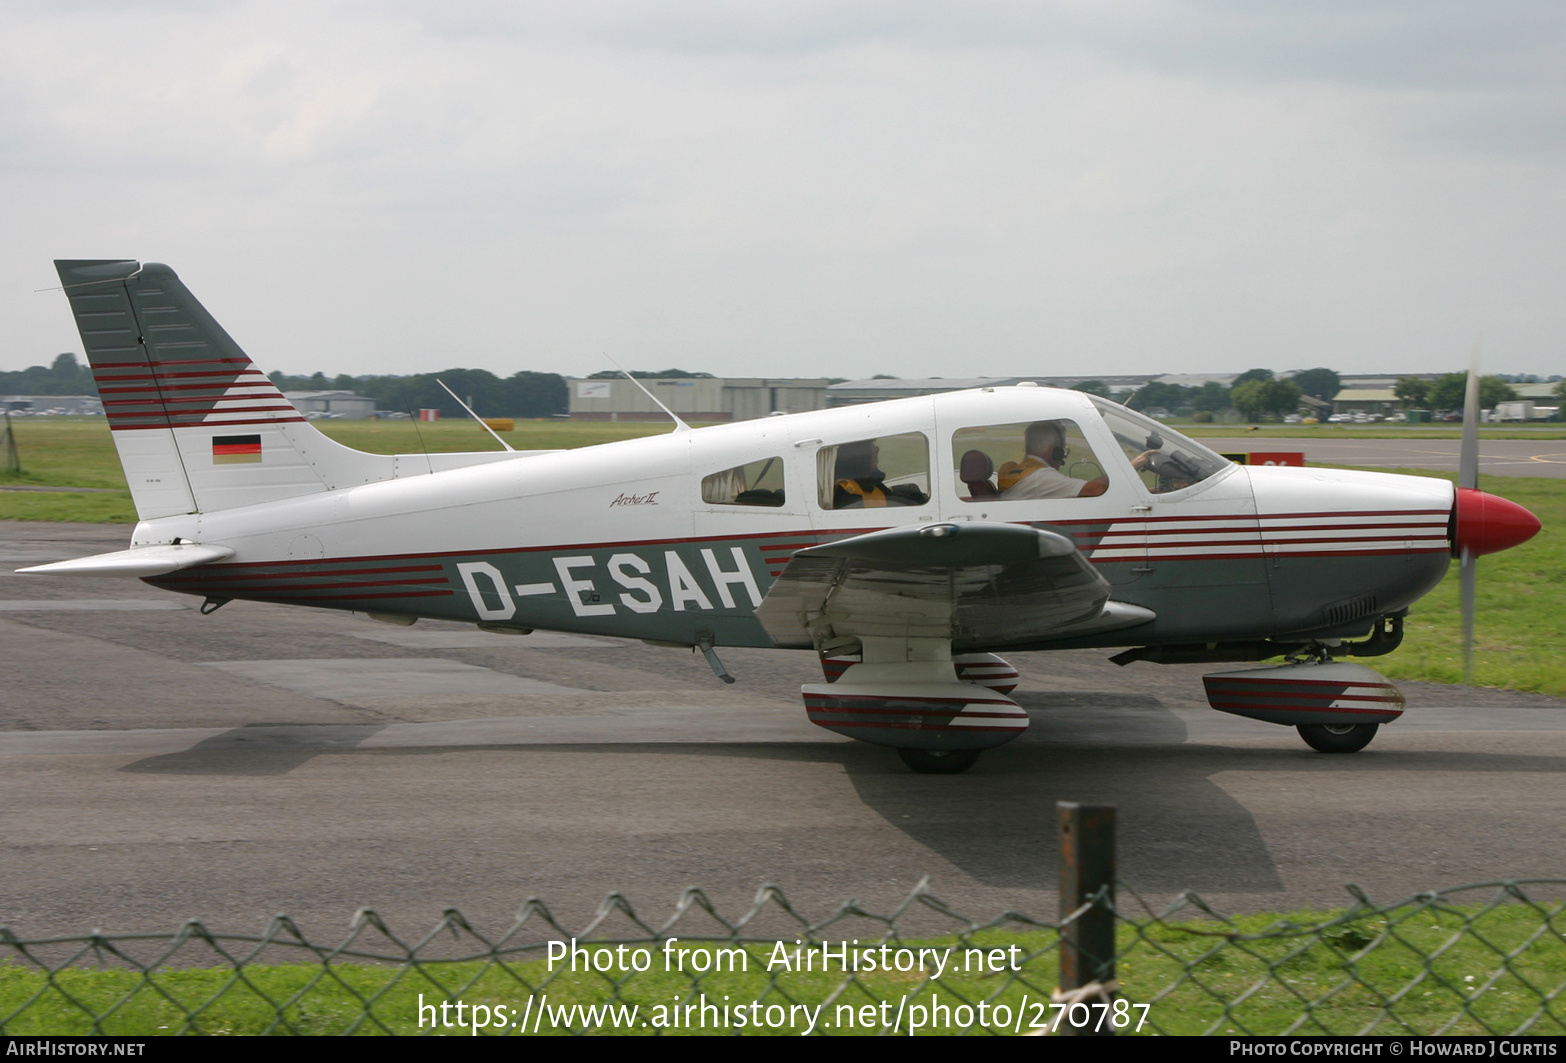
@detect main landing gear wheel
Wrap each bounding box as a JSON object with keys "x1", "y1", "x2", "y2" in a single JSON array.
[
  {"x1": 897, "y1": 748, "x2": 981, "y2": 774},
  {"x1": 1297, "y1": 722, "x2": 1379, "y2": 753}
]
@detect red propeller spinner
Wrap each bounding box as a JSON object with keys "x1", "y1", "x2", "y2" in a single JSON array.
[{"x1": 1452, "y1": 487, "x2": 1541, "y2": 557}]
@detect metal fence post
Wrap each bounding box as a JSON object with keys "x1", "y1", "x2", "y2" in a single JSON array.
[
  {"x1": 1058, "y1": 801, "x2": 1116, "y2": 1036},
  {"x1": 2, "y1": 410, "x2": 19, "y2": 474}
]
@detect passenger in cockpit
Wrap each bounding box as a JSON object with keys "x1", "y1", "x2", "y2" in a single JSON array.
[{"x1": 833, "y1": 440, "x2": 927, "y2": 508}]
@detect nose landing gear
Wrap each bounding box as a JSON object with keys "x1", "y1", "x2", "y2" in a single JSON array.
[
  {"x1": 1203, "y1": 659, "x2": 1404, "y2": 754},
  {"x1": 896, "y1": 748, "x2": 983, "y2": 774},
  {"x1": 1297, "y1": 722, "x2": 1380, "y2": 753}
]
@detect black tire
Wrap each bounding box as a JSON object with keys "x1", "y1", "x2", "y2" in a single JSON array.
[
  {"x1": 896, "y1": 748, "x2": 981, "y2": 774},
  {"x1": 1297, "y1": 722, "x2": 1379, "y2": 753}
]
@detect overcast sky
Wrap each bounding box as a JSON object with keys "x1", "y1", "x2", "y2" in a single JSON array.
[{"x1": 3, "y1": 1, "x2": 1563, "y2": 380}]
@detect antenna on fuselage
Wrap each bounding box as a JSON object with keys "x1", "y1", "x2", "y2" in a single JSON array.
[
  {"x1": 436, "y1": 379, "x2": 515, "y2": 453},
  {"x1": 405, "y1": 404, "x2": 434, "y2": 475},
  {"x1": 604, "y1": 354, "x2": 692, "y2": 433}
]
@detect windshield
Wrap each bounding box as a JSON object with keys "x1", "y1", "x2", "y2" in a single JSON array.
[{"x1": 1089, "y1": 398, "x2": 1230, "y2": 493}]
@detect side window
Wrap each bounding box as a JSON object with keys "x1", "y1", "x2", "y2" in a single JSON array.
[
  {"x1": 701, "y1": 457, "x2": 785, "y2": 507},
  {"x1": 816, "y1": 433, "x2": 931, "y2": 509},
  {"x1": 952, "y1": 420, "x2": 1108, "y2": 501}
]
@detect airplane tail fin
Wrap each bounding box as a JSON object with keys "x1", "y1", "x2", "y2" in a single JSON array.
[{"x1": 56, "y1": 260, "x2": 396, "y2": 519}]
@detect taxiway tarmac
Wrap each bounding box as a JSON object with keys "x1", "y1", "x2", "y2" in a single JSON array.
[
  {"x1": 1202, "y1": 436, "x2": 1566, "y2": 478},
  {"x1": 3, "y1": 521, "x2": 1565, "y2": 940}
]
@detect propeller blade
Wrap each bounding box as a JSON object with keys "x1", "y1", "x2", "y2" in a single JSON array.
[
  {"x1": 1459, "y1": 340, "x2": 1480, "y2": 491},
  {"x1": 1459, "y1": 339, "x2": 1480, "y2": 684},
  {"x1": 1461, "y1": 546, "x2": 1476, "y2": 685}
]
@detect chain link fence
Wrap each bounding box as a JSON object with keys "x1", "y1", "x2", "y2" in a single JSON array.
[
  {"x1": 5, "y1": 879, "x2": 1566, "y2": 1036},
  {"x1": 5, "y1": 807, "x2": 1566, "y2": 1036}
]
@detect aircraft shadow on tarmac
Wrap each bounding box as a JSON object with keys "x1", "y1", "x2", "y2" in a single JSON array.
[{"x1": 118, "y1": 692, "x2": 1566, "y2": 898}]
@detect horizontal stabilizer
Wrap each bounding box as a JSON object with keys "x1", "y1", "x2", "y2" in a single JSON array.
[{"x1": 17, "y1": 543, "x2": 235, "y2": 578}]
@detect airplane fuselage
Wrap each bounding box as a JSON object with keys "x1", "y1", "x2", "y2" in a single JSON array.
[{"x1": 131, "y1": 387, "x2": 1452, "y2": 653}]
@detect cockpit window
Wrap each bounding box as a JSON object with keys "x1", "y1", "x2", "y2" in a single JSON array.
[
  {"x1": 702, "y1": 457, "x2": 785, "y2": 507},
  {"x1": 1089, "y1": 398, "x2": 1230, "y2": 493},
  {"x1": 952, "y1": 420, "x2": 1109, "y2": 501}
]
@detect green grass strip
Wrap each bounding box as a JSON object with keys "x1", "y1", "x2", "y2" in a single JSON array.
[{"x1": 5, "y1": 901, "x2": 1566, "y2": 1036}]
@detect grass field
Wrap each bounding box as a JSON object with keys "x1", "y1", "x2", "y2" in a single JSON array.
[
  {"x1": 2, "y1": 418, "x2": 1561, "y2": 696},
  {"x1": 0, "y1": 418, "x2": 669, "y2": 522},
  {"x1": 3, "y1": 899, "x2": 1564, "y2": 1035},
  {"x1": 1180, "y1": 424, "x2": 1566, "y2": 441},
  {"x1": 1343, "y1": 468, "x2": 1563, "y2": 694}
]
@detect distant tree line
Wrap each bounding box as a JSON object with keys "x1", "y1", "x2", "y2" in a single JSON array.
[
  {"x1": 269, "y1": 370, "x2": 567, "y2": 419},
  {"x1": 586, "y1": 368, "x2": 714, "y2": 379},
  {"x1": 0, "y1": 354, "x2": 574, "y2": 419},
  {"x1": 1116, "y1": 366, "x2": 1535, "y2": 422},
  {"x1": 5, "y1": 354, "x2": 1554, "y2": 420},
  {"x1": 1113, "y1": 368, "x2": 1309, "y2": 421},
  {"x1": 0, "y1": 353, "x2": 96, "y2": 396},
  {"x1": 1395, "y1": 374, "x2": 1518, "y2": 411}
]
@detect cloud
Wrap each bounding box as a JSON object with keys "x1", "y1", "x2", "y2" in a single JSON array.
[
  {"x1": 397, "y1": 0, "x2": 1566, "y2": 90},
  {"x1": 2, "y1": 1, "x2": 1563, "y2": 378}
]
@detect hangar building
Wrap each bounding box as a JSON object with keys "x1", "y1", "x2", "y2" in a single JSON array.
[
  {"x1": 567, "y1": 378, "x2": 831, "y2": 422},
  {"x1": 282, "y1": 391, "x2": 377, "y2": 420}
]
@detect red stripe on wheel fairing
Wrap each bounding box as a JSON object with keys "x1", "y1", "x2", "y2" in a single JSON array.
[
  {"x1": 806, "y1": 719, "x2": 1029, "y2": 734},
  {"x1": 803, "y1": 693, "x2": 1022, "y2": 709},
  {"x1": 1205, "y1": 675, "x2": 1400, "y2": 690},
  {"x1": 806, "y1": 705, "x2": 1026, "y2": 720},
  {"x1": 1206, "y1": 703, "x2": 1399, "y2": 718}
]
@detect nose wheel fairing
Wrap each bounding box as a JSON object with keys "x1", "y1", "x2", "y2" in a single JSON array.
[
  {"x1": 1203, "y1": 660, "x2": 1405, "y2": 727},
  {"x1": 1204, "y1": 660, "x2": 1404, "y2": 753}
]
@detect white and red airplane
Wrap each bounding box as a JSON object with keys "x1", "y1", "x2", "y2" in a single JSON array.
[{"x1": 23, "y1": 260, "x2": 1542, "y2": 773}]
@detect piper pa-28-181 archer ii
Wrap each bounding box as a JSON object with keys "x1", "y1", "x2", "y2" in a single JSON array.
[{"x1": 24, "y1": 260, "x2": 1543, "y2": 773}]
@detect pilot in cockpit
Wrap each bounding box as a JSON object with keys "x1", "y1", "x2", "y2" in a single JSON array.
[{"x1": 998, "y1": 420, "x2": 1150, "y2": 499}]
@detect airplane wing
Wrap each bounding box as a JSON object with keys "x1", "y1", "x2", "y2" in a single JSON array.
[{"x1": 755, "y1": 521, "x2": 1154, "y2": 652}]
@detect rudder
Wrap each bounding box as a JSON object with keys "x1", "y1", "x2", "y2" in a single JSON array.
[{"x1": 56, "y1": 260, "x2": 394, "y2": 518}]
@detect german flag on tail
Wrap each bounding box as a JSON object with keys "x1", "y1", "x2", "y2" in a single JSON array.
[{"x1": 212, "y1": 434, "x2": 262, "y2": 464}]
